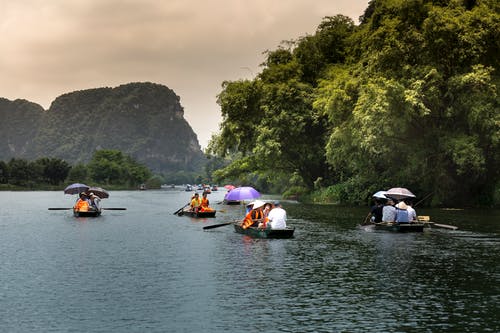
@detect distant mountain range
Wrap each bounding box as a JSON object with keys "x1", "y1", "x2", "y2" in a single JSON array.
[{"x1": 0, "y1": 82, "x2": 205, "y2": 173}]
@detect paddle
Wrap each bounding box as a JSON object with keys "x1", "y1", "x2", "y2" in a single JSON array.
[
  {"x1": 174, "y1": 203, "x2": 190, "y2": 215},
  {"x1": 202, "y1": 222, "x2": 233, "y2": 230},
  {"x1": 48, "y1": 208, "x2": 71, "y2": 210},
  {"x1": 418, "y1": 216, "x2": 458, "y2": 230}
]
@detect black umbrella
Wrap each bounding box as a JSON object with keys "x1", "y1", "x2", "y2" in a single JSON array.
[{"x1": 86, "y1": 187, "x2": 109, "y2": 199}]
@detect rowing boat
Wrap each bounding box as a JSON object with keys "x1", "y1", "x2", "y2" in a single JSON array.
[
  {"x1": 73, "y1": 209, "x2": 101, "y2": 217},
  {"x1": 372, "y1": 222, "x2": 425, "y2": 232},
  {"x1": 178, "y1": 209, "x2": 216, "y2": 218},
  {"x1": 234, "y1": 224, "x2": 295, "y2": 239}
]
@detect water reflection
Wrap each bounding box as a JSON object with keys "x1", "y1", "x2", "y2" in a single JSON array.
[{"x1": 0, "y1": 191, "x2": 498, "y2": 332}]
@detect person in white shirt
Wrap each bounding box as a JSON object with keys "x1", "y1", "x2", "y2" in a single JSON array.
[
  {"x1": 406, "y1": 201, "x2": 417, "y2": 221},
  {"x1": 267, "y1": 201, "x2": 287, "y2": 229}
]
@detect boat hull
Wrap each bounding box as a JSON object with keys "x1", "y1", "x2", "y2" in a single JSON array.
[
  {"x1": 234, "y1": 224, "x2": 295, "y2": 239},
  {"x1": 179, "y1": 210, "x2": 216, "y2": 218},
  {"x1": 373, "y1": 222, "x2": 425, "y2": 232},
  {"x1": 73, "y1": 210, "x2": 101, "y2": 217},
  {"x1": 224, "y1": 200, "x2": 241, "y2": 205}
]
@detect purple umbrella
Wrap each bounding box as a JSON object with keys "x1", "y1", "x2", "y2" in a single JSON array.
[
  {"x1": 224, "y1": 186, "x2": 261, "y2": 201},
  {"x1": 64, "y1": 183, "x2": 89, "y2": 195}
]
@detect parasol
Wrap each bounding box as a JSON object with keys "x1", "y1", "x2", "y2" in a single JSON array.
[
  {"x1": 385, "y1": 187, "x2": 416, "y2": 200},
  {"x1": 224, "y1": 186, "x2": 260, "y2": 201},
  {"x1": 64, "y1": 183, "x2": 89, "y2": 195},
  {"x1": 86, "y1": 187, "x2": 109, "y2": 199}
]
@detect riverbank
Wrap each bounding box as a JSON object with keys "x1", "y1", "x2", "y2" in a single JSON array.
[{"x1": 285, "y1": 185, "x2": 500, "y2": 208}]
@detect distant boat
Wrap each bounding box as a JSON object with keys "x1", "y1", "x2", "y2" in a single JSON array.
[{"x1": 139, "y1": 183, "x2": 147, "y2": 190}]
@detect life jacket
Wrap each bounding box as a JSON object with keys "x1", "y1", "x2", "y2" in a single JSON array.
[
  {"x1": 74, "y1": 199, "x2": 89, "y2": 212},
  {"x1": 201, "y1": 197, "x2": 209, "y2": 208},
  {"x1": 241, "y1": 209, "x2": 263, "y2": 229}
]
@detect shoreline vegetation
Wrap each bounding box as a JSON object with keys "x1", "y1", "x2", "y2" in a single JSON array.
[{"x1": 205, "y1": 1, "x2": 499, "y2": 208}]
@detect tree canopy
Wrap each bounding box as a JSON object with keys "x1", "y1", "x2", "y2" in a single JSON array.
[{"x1": 208, "y1": 0, "x2": 499, "y2": 206}]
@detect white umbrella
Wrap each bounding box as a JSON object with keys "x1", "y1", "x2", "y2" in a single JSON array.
[
  {"x1": 372, "y1": 191, "x2": 387, "y2": 199},
  {"x1": 385, "y1": 187, "x2": 416, "y2": 200}
]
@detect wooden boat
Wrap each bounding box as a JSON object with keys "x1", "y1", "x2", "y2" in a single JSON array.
[
  {"x1": 178, "y1": 209, "x2": 216, "y2": 218},
  {"x1": 73, "y1": 209, "x2": 101, "y2": 217},
  {"x1": 234, "y1": 224, "x2": 295, "y2": 239},
  {"x1": 372, "y1": 222, "x2": 425, "y2": 232},
  {"x1": 223, "y1": 199, "x2": 241, "y2": 205}
]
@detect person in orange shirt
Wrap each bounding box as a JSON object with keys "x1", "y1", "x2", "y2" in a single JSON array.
[
  {"x1": 74, "y1": 193, "x2": 90, "y2": 212},
  {"x1": 241, "y1": 200, "x2": 266, "y2": 229},
  {"x1": 199, "y1": 192, "x2": 213, "y2": 212}
]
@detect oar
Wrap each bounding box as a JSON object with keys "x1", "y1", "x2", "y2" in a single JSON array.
[
  {"x1": 202, "y1": 222, "x2": 234, "y2": 230},
  {"x1": 48, "y1": 208, "x2": 71, "y2": 210},
  {"x1": 102, "y1": 208, "x2": 127, "y2": 210},
  {"x1": 173, "y1": 203, "x2": 190, "y2": 215},
  {"x1": 432, "y1": 223, "x2": 458, "y2": 230}
]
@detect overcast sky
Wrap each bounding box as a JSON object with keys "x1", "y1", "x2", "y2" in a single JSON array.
[{"x1": 1, "y1": 0, "x2": 369, "y2": 148}]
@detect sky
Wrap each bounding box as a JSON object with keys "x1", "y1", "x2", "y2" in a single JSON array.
[{"x1": 0, "y1": 0, "x2": 369, "y2": 148}]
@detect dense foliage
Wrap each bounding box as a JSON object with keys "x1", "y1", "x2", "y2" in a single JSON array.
[
  {"x1": 0, "y1": 150, "x2": 152, "y2": 189},
  {"x1": 208, "y1": 0, "x2": 500, "y2": 206}
]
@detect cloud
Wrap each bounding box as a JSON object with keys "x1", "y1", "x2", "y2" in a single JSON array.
[{"x1": 0, "y1": 0, "x2": 369, "y2": 147}]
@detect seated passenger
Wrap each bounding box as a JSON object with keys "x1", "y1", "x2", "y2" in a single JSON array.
[
  {"x1": 241, "y1": 200, "x2": 265, "y2": 229},
  {"x1": 88, "y1": 193, "x2": 101, "y2": 211},
  {"x1": 382, "y1": 199, "x2": 396, "y2": 222},
  {"x1": 199, "y1": 192, "x2": 213, "y2": 212},
  {"x1": 395, "y1": 201, "x2": 410, "y2": 223},
  {"x1": 74, "y1": 192, "x2": 90, "y2": 212},
  {"x1": 190, "y1": 193, "x2": 201, "y2": 212},
  {"x1": 267, "y1": 201, "x2": 287, "y2": 229}
]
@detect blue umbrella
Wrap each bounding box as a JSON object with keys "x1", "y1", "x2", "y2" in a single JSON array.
[
  {"x1": 64, "y1": 183, "x2": 89, "y2": 195},
  {"x1": 224, "y1": 186, "x2": 261, "y2": 201}
]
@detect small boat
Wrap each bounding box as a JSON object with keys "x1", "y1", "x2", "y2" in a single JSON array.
[
  {"x1": 223, "y1": 199, "x2": 241, "y2": 205},
  {"x1": 234, "y1": 224, "x2": 295, "y2": 239},
  {"x1": 178, "y1": 208, "x2": 216, "y2": 218},
  {"x1": 73, "y1": 209, "x2": 101, "y2": 217},
  {"x1": 372, "y1": 222, "x2": 425, "y2": 232}
]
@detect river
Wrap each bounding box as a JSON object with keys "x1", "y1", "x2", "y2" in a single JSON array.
[{"x1": 0, "y1": 190, "x2": 498, "y2": 332}]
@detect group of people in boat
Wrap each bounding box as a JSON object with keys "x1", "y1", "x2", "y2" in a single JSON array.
[
  {"x1": 189, "y1": 192, "x2": 214, "y2": 213},
  {"x1": 368, "y1": 198, "x2": 417, "y2": 224},
  {"x1": 74, "y1": 192, "x2": 101, "y2": 212},
  {"x1": 240, "y1": 200, "x2": 287, "y2": 230}
]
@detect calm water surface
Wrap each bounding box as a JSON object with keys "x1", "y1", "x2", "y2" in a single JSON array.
[{"x1": 0, "y1": 190, "x2": 498, "y2": 332}]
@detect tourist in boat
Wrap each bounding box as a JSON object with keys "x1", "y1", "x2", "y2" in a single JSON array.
[
  {"x1": 199, "y1": 192, "x2": 214, "y2": 212},
  {"x1": 395, "y1": 201, "x2": 410, "y2": 223},
  {"x1": 406, "y1": 201, "x2": 417, "y2": 221},
  {"x1": 258, "y1": 203, "x2": 273, "y2": 229},
  {"x1": 382, "y1": 199, "x2": 396, "y2": 222},
  {"x1": 240, "y1": 200, "x2": 265, "y2": 229},
  {"x1": 190, "y1": 193, "x2": 201, "y2": 212},
  {"x1": 74, "y1": 192, "x2": 90, "y2": 212},
  {"x1": 89, "y1": 193, "x2": 101, "y2": 211},
  {"x1": 267, "y1": 201, "x2": 287, "y2": 229},
  {"x1": 368, "y1": 199, "x2": 384, "y2": 223}
]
